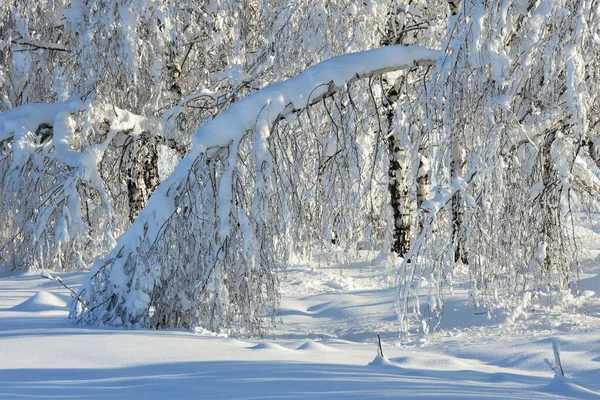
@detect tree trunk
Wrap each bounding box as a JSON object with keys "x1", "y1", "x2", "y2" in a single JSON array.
[
  {"x1": 387, "y1": 113, "x2": 412, "y2": 256},
  {"x1": 416, "y1": 138, "x2": 430, "y2": 231},
  {"x1": 451, "y1": 136, "x2": 468, "y2": 264},
  {"x1": 381, "y1": 7, "x2": 412, "y2": 258},
  {"x1": 126, "y1": 133, "x2": 160, "y2": 223},
  {"x1": 541, "y1": 129, "x2": 558, "y2": 272}
]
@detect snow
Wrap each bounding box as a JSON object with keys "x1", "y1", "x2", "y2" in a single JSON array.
[
  {"x1": 2, "y1": 226, "x2": 600, "y2": 399},
  {"x1": 192, "y1": 45, "x2": 440, "y2": 152},
  {"x1": 296, "y1": 342, "x2": 338, "y2": 352},
  {"x1": 0, "y1": 99, "x2": 82, "y2": 142},
  {"x1": 10, "y1": 291, "x2": 69, "y2": 312}
]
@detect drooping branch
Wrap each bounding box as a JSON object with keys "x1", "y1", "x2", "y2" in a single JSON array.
[
  {"x1": 72, "y1": 45, "x2": 441, "y2": 331},
  {"x1": 0, "y1": 100, "x2": 177, "y2": 271},
  {"x1": 193, "y1": 45, "x2": 439, "y2": 151}
]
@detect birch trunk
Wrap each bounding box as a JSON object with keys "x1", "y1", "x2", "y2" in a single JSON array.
[{"x1": 451, "y1": 135, "x2": 467, "y2": 263}]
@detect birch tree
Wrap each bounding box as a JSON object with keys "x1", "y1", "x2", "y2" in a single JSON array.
[
  {"x1": 396, "y1": 0, "x2": 600, "y2": 336},
  {"x1": 70, "y1": 46, "x2": 440, "y2": 334}
]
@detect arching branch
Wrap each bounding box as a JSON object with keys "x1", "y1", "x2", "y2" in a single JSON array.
[{"x1": 72, "y1": 45, "x2": 441, "y2": 331}]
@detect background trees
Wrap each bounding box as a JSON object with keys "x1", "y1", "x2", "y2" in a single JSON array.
[{"x1": 1, "y1": 0, "x2": 598, "y2": 336}]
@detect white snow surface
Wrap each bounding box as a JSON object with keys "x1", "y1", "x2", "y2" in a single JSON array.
[{"x1": 1, "y1": 226, "x2": 600, "y2": 398}]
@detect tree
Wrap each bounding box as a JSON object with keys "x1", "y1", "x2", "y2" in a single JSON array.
[
  {"x1": 1, "y1": 0, "x2": 398, "y2": 271},
  {"x1": 70, "y1": 46, "x2": 439, "y2": 334},
  {"x1": 0, "y1": 100, "x2": 168, "y2": 270},
  {"x1": 395, "y1": 0, "x2": 600, "y2": 336},
  {"x1": 380, "y1": 1, "x2": 449, "y2": 258}
]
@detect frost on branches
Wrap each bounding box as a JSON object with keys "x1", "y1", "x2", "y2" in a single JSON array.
[
  {"x1": 0, "y1": 100, "x2": 105, "y2": 271},
  {"x1": 0, "y1": 100, "x2": 169, "y2": 271}
]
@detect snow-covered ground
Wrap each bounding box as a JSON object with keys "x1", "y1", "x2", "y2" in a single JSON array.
[{"x1": 1, "y1": 229, "x2": 600, "y2": 399}]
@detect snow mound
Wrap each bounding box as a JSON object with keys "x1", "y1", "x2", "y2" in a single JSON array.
[
  {"x1": 248, "y1": 342, "x2": 290, "y2": 351},
  {"x1": 543, "y1": 375, "x2": 600, "y2": 398},
  {"x1": 11, "y1": 291, "x2": 69, "y2": 312},
  {"x1": 581, "y1": 290, "x2": 596, "y2": 298},
  {"x1": 368, "y1": 354, "x2": 398, "y2": 368},
  {"x1": 296, "y1": 342, "x2": 337, "y2": 352}
]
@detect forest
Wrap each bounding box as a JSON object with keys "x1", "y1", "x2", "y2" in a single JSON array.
[{"x1": 0, "y1": 0, "x2": 598, "y2": 339}]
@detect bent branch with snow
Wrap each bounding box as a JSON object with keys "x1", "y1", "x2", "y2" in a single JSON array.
[
  {"x1": 71, "y1": 45, "x2": 441, "y2": 332},
  {"x1": 0, "y1": 101, "x2": 169, "y2": 271}
]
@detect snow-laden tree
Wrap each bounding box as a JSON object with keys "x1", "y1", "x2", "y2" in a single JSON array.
[
  {"x1": 0, "y1": 0, "x2": 406, "y2": 271},
  {"x1": 0, "y1": 99, "x2": 169, "y2": 270},
  {"x1": 379, "y1": 0, "x2": 450, "y2": 258},
  {"x1": 0, "y1": 0, "x2": 72, "y2": 108},
  {"x1": 396, "y1": 0, "x2": 600, "y2": 335},
  {"x1": 70, "y1": 46, "x2": 440, "y2": 334}
]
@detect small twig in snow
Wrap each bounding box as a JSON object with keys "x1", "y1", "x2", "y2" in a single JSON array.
[{"x1": 41, "y1": 272, "x2": 77, "y2": 297}]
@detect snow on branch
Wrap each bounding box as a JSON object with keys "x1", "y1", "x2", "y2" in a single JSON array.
[
  {"x1": 0, "y1": 100, "x2": 81, "y2": 143},
  {"x1": 191, "y1": 45, "x2": 439, "y2": 151},
  {"x1": 0, "y1": 100, "x2": 166, "y2": 271},
  {"x1": 0, "y1": 100, "x2": 102, "y2": 270},
  {"x1": 71, "y1": 45, "x2": 441, "y2": 332}
]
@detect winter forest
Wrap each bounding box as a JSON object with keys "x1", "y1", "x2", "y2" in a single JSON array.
[
  {"x1": 3, "y1": 0, "x2": 600, "y2": 397},
  {"x1": 1, "y1": 0, "x2": 600, "y2": 345}
]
